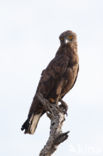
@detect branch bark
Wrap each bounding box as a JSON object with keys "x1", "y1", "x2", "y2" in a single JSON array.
[{"x1": 37, "y1": 93, "x2": 69, "y2": 156}]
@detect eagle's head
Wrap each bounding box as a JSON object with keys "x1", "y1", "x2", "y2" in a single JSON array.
[{"x1": 59, "y1": 30, "x2": 77, "y2": 46}]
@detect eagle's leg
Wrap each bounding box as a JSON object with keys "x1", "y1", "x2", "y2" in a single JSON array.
[
  {"x1": 56, "y1": 96, "x2": 61, "y2": 105},
  {"x1": 46, "y1": 96, "x2": 61, "y2": 119},
  {"x1": 49, "y1": 98, "x2": 56, "y2": 103},
  {"x1": 49, "y1": 97, "x2": 60, "y2": 106},
  {"x1": 47, "y1": 96, "x2": 68, "y2": 118},
  {"x1": 59, "y1": 99, "x2": 68, "y2": 115}
]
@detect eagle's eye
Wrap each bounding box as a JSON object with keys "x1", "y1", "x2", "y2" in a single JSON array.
[
  {"x1": 60, "y1": 37, "x2": 64, "y2": 41},
  {"x1": 68, "y1": 35, "x2": 73, "y2": 40}
]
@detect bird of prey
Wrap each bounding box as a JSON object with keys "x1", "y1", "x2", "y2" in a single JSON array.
[{"x1": 21, "y1": 30, "x2": 79, "y2": 134}]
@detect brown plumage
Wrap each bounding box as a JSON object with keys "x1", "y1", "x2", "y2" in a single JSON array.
[{"x1": 21, "y1": 30, "x2": 79, "y2": 134}]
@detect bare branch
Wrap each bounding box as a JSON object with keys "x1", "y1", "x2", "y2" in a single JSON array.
[{"x1": 37, "y1": 93, "x2": 69, "y2": 156}]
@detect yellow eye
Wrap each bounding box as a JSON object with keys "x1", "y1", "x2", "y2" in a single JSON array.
[
  {"x1": 61, "y1": 37, "x2": 64, "y2": 41},
  {"x1": 68, "y1": 35, "x2": 73, "y2": 40}
]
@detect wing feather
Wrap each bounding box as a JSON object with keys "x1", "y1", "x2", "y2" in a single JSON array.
[{"x1": 36, "y1": 55, "x2": 69, "y2": 98}]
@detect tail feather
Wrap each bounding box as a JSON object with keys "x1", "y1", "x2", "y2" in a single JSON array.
[{"x1": 21, "y1": 112, "x2": 42, "y2": 134}]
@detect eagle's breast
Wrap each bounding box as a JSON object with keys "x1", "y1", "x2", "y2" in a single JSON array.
[{"x1": 61, "y1": 52, "x2": 79, "y2": 97}]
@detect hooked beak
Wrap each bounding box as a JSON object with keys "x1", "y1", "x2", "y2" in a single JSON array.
[
  {"x1": 60, "y1": 38, "x2": 70, "y2": 45},
  {"x1": 64, "y1": 38, "x2": 69, "y2": 44}
]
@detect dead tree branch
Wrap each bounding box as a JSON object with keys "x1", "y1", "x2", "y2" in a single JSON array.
[{"x1": 37, "y1": 93, "x2": 69, "y2": 156}]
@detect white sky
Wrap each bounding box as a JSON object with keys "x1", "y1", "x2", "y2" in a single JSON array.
[{"x1": 0, "y1": 0, "x2": 103, "y2": 156}]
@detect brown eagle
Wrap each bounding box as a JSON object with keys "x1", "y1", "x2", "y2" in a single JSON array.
[{"x1": 21, "y1": 30, "x2": 79, "y2": 134}]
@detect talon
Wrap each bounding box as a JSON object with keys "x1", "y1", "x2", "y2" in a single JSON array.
[
  {"x1": 59, "y1": 99, "x2": 68, "y2": 115},
  {"x1": 46, "y1": 112, "x2": 52, "y2": 119}
]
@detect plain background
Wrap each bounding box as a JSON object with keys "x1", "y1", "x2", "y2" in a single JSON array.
[{"x1": 0, "y1": 0, "x2": 103, "y2": 155}]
